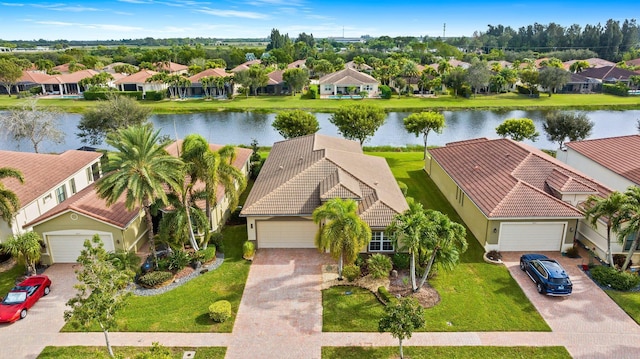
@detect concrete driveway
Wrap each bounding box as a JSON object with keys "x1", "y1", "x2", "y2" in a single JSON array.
[{"x1": 502, "y1": 251, "x2": 640, "y2": 358}]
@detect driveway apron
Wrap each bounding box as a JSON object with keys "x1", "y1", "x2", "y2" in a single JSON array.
[{"x1": 226, "y1": 249, "x2": 329, "y2": 359}]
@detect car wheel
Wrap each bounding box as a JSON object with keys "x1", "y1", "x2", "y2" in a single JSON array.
[
  {"x1": 537, "y1": 283, "x2": 544, "y2": 294},
  {"x1": 20, "y1": 309, "x2": 27, "y2": 319},
  {"x1": 44, "y1": 286, "x2": 50, "y2": 296},
  {"x1": 520, "y1": 261, "x2": 525, "y2": 271}
]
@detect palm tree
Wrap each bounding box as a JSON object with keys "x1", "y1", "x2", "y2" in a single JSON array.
[
  {"x1": 3, "y1": 231, "x2": 42, "y2": 276},
  {"x1": 417, "y1": 210, "x2": 467, "y2": 289},
  {"x1": 386, "y1": 201, "x2": 429, "y2": 292},
  {"x1": 313, "y1": 198, "x2": 371, "y2": 280},
  {"x1": 157, "y1": 183, "x2": 209, "y2": 251},
  {"x1": 96, "y1": 125, "x2": 183, "y2": 265},
  {"x1": 584, "y1": 192, "x2": 626, "y2": 266},
  {"x1": 613, "y1": 186, "x2": 640, "y2": 271},
  {"x1": 0, "y1": 167, "x2": 24, "y2": 225}
]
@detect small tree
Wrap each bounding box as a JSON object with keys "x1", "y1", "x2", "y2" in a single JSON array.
[
  {"x1": 64, "y1": 235, "x2": 134, "y2": 358},
  {"x1": 329, "y1": 104, "x2": 386, "y2": 145},
  {"x1": 378, "y1": 297, "x2": 425, "y2": 359},
  {"x1": 272, "y1": 110, "x2": 319, "y2": 139},
  {"x1": 2, "y1": 231, "x2": 42, "y2": 276},
  {"x1": 282, "y1": 68, "x2": 309, "y2": 96},
  {"x1": 543, "y1": 111, "x2": 594, "y2": 150},
  {"x1": 495, "y1": 118, "x2": 539, "y2": 142},
  {"x1": 0, "y1": 58, "x2": 23, "y2": 97},
  {"x1": 403, "y1": 111, "x2": 446, "y2": 159},
  {"x1": 0, "y1": 99, "x2": 64, "y2": 153},
  {"x1": 538, "y1": 67, "x2": 571, "y2": 96}
]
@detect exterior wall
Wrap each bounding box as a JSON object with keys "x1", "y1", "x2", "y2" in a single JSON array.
[
  {"x1": 319, "y1": 82, "x2": 379, "y2": 97},
  {"x1": 577, "y1": 218, "x2": 640, "y2": 264},
  {"x1": 558, "y1": 148, "x2": 637, "y2": 191},
  {"x1": 121, "y1": 211, "x2": 148, "y2": 253}
]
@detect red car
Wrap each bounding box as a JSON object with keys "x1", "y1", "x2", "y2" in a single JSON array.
[{"x1": 0, "y1": 275, "x2": 51, "y2": 323}]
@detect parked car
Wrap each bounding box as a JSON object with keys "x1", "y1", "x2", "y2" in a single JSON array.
[
  {"x1": 140, "y1": 247, "x2": 172, "y2": 274},
  {"x1": 520, "y1": 254, "x2": 572, "y2": 296},
  {"x1": 0, "y1": 275, "x2": 51, "y2": 323}
]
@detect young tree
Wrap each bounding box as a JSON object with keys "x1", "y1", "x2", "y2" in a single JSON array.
[
  {"x1": 64, "y1": 235, "x2": 134, "y2": 358},
  {"x1": 495, "y1": 118, "x2": 539, "y2": 141},
  {"x1": 538, "y1": 67, "x2": 571, "y2": 96},
  {"x1": 403, "y1": 111, "x2": 446, "y2": 159},
  {"x1": 96, "y1": 125, "x2": 183, "y2": 266},
  {"x1": 282, "y1": 68, "x2": 309, "y2": 96},
  {"x1": 329, "y1": 104, "x2": 386, "y2": 145},
  {"x1": 443, "y1": 67, "x2": 467, "y2": 97},
  {"x1": 77, "y1": 95, "x2": 151, "y2": 145},
  {"x1": 2, "y1": 231, "x2": 42, "y2": 276},
  {"x1": 569, "y1": 60, "x2": 590, "y2": 73},
  {"x1": 465, "y1": 59, "x2": 491, "y2": 96},
  {"x1": 272, "y1": 110, "x2": 319, "y2": 139},
  {"x1": 519, "y1": 68, "x2": 539, "y2": 95},
  {"x1": 0, "y1": 167, "x2": 24, "y2": 225},
  {"x1": 378, "y1": 297, "x2": 425, "y2": 359},
  {"x1": 584, "y1": 192, "x2": 626, "y2": 266},
  {"x1": 0, "y1": 99, "x2": 64, "y2": 153},
  {"x1": 543, "y1": 111, "x2": 594, "y2": 150},
  {"x1": 313, "y1": 198, "x2": 371, "y2": 280},
  {"x1": 112, "y1": 64, "x2": 138, "y2": 75},
  {"x1": 613, "y1": 186, "x2": 640, "y2": 271},
  {"x1": 0, "y1": 58, "x2": 22, "y2": 97}
]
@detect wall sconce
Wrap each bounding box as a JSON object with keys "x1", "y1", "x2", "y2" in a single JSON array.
[
  {"x1": 250, "y1": 223, "x2": 253, "y2": 229},
  {"x1": 569, "y1": 227, "x2": 574, "y2": 232},
  {"x1": 493, "y1": 228, "x2": 497, "y2": 233}
]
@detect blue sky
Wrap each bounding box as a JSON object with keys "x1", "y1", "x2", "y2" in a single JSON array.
[{"x1": 0, "y1": 0, "x2": 635, "y2": 41}]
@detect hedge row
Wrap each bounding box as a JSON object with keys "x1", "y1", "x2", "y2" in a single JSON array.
[
  {"x1": 603, "y1": 83, "x2": 630, "y2": 97},
  {"x1": 83, "y1": 90, "x2": 144, "y2": 100}
]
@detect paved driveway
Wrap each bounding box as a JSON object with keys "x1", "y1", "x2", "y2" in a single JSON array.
[{"x1": 502, "y1": 252, "x2": 640, "y2": 358}]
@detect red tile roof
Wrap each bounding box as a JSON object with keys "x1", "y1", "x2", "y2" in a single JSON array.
[
  {"x1": 42, "y1": 70, "x2": 99, "y2": 84},
  {"x1": 565, "y1": 134, "x2": 640, "y2": 185},
  {"x1": 0, "y1": 150, "x2": 102, "y2": 208},
  {"x1": 155, "y1": 61, "x2": 188, "y2": 73},
  {"x1": 231, "y1": 60, "x2": 261, "y2": 73},
  {"x1": 114, "y1": 69, "x2": 158, "y2": 84},
  {"x1": 267, "y1": 70, "x2": 284, "y2": 85},
  {"x1": 429, "y1": 138, "x2": 610, "y2": 219},
  {"x1": 188, "y1": 68, "x2": 229, "y2": 82},
  {"x1": 19, "y1": 70, "x2": 53, "y2": 83}
]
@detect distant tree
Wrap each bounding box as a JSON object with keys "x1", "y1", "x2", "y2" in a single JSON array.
[
  {"x1": 495, "y1": 118, "x2": 539, "y2": 141},
  {"x1": 403, "y1": 111, "x2": 446, "y2": 159},
  {"x1": 272, "y1": 110, "x2": 319, "y2": 139},
  {"x1": 465, "y1": 59, "x2": 491, "y2": 96},
  {"x1": 329, "y1": 104, "x2": 386, "y2": 145},
  {"x1": 543, "y1": 112, "x2": 594, "y2": 150},
  {"x1": 34, "y1": 59, "x2": 55, "y2": 74},
  {"x1": 0, "y1": 167, "x2": 24, "y2": 225},
  {"x1": 112, "y1": 64, "x2": 138, "y2": 75},
  {"x1": 235, "y1": 65, "x2": 268, "y2": 96},
  {"x1": 64, "y1": 235, "x2": 134, "y2": 358},
  {"x1": 378, "y1": 297, "x2": 425, "y2": 359},
  {"x1": 0, "y1": 99, "x2": 64, "y2": 153},
  {"x1": 569, "y1": 60, "x2": 589, "y2": 73},
  {"x1": 538, "y1": 67, "x2": 571, "y2": 96},
  {"x1": 519, "y1": 68, "x2": 539, "y2": 95},
  {"x1": 313, "y1": 59, "x2": 334, "y2": 78},
  {"x1": 443, "y1": 67, "x2": 467, "y2": 97},
  {"x1": 0, "y1": 58, "x2": 23, "y2": 97},
  {"x1": 282, "y1": 68, "x2": 309, "y2": 96},
  {"x1": 295, "y1": 32, "x2": 315, "y2": 47},
  {"x1": 78, "y1": 72, "x2": 114, "y2": 90},
  {"x1": 2, "y1": 231, "x2": 42, "y2": 276},
  {"x1": 77, "y1": 95, "x2": 151, "y2": 145}
]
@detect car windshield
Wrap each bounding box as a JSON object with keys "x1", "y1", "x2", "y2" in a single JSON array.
[{"x1": 3, "y1": 291, "x2": 27, "y2": 304}]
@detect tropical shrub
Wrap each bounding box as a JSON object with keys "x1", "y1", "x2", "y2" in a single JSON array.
[
  {"x1": 108, "y1": 250, "x2": 141, "y2": 273},
  {"x1": 166, "y1": 250, "x2": 191, "y2": 272},
  {"x1": 565, "y1": 246, "x2": 580, "y2": 258},
  {"x1": 197, "y1": 246, "x2": 217, "y2": 263},
  {"x1": 209, "y1": 300, "x2": 232, "y2": 322},
  {"x1": 138, "y1": 271, "x2": 173, "y2": 288},
  {"x1": 144, "y1": 90, "x2": 166, "y2": 101},
  {"x1": 132, "y1": 342, "x2": 172, "y2": 359},
  {"x1": 368, "y1": 254, "x2": 393, "y2": 279},
  {"x1": 342, "y1": 264, "x2": 361, "y2": 282},
  {"x1": 590, "y1": 265, "x2": 640, "y2": 291},
  {"x1": 397, "y1": 181, "x2": 408, "y2": 197},
  {"x1": 243, "y1": 241, "x2": 255, "y2": 260},
  {"x1": 209, "y1": 232, "x2": 224, "y2": 253},
  {"x1": 379, "y1": 85, "x2": 392, "y2": 99},
  {"x1": 603, "y1": 83, "x2": 629, "y2": 97},
  {"x1": 392, "y1": 253, "x2": 410, "y2": 270}
]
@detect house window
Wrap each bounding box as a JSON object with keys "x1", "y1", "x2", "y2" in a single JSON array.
[
  {"x1": 623, "y1": 233, "x2": 640, "y2": 251},
  {"x1": 86, "y1": 167, "x2": 92, "y2": 183},
  {"x1": 70, "y1": 178, "x2": 77, "y2": 194},
  {"x1": 369, "y1": 231, "x2": 393, "y2": 252},
  {"x1": 55, "y1": 185, "x2": 67, "y2": 204},
  {"x1": 363, "y1": 85, "x2": 373, "y2": 91},
  {"x1": 91, "y1": 163, "x2": 101, "y2": 181},
  {"x1": 324, "y1": 85, "x2": 332, "y2": 91}
]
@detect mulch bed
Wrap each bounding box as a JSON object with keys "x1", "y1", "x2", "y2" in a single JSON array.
[{"x1": 388, "y1": 269, "x2": 441, "y2": 308}]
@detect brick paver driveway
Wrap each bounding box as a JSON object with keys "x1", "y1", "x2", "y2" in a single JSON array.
[{"x1": 502, "y1": 251, "x2": 640, "y2": 358}]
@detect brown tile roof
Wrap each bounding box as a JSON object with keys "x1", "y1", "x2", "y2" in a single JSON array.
[
  {"x1": 565, "y1": 134, "x2": 640, "y2": 186},
  {"x1": 114, "y1": 69, "x2": 158, "y2": 84},
  {"x1": 287, "y1": 60, "x2": 306, "y2": 69},
  {"x1": 626, "y1": 58, "x2": 640, "y2": 67},
  {"x1": 52, "y1": 63, "x2": 85, "y2": 73},
  {"x1": 155, "y1": 61, "x2": 188, "y2": 73},
  {"x1": 429, "y1": 138, "x2": 610, "y2": 219},
  {"x1": 42, "y1": 70, "x2": 99, "y2": 84},
  {"x1": 345, "y1": 61, "x2": 372, "y2": 70},
  {"x1": 319, "y1": 68, "x2": 378, "y2": 86},
  {"x1": 267, "y1": 70, "x2": 284, "y2": 85},
  {"x1": 0, "y1": 150, "x2": 102, "y2": 208},
  {"x1": 18, "y1": 70, "x2": 53, "y2": 84},
  {"x1": 24, "y1": 183, "x2": 139, "y2": 229},
  {"x1": 578, "y1": 66, "x2": 637, "y2": 81},
  {"x1": 241, "y1": 134, "x2": 408, "y2": 228},
  {"x1": 188, "y1": 68, "x2": 229, "y2": 82},
  {"x1": 231, "y1": 60, "x2": 261, "y2": 73}
]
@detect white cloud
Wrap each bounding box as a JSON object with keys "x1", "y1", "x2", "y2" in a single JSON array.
[
  {"x1": 32, "y1": 4, "x2": 101, "y2": 12},
  {"x1": 246, "y1": 0, "x2": 304, "y2": 6},
  {"x1": 196, "y1": 8, "x2": 268, "y2": 19},
  {"x1": 35, "y1": 20, "x2": 143, "y2": 32},
  {"x1": 117, "y1": 0, "x2": 153, "y2": 4},
  {"x1": 1, "y1": 2, "x2": 25, "y2": 6}
]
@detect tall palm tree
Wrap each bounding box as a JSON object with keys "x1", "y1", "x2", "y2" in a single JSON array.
[
  {"x1": 0, "y1": 167, "x2": 24, "y2": 225},
  {"x1": 613, "y1": 186, "x2": 640, "y2": 271},
  {"x1": 157, "y1": 184, "x2": 208, "y2": 251},
  {"x1": 584, "y1": 192, "x2": 626, "y2": 266},
  {"x1": 313, "y1": 198, "x2": 371, "y2": 280},
  {"x1": 386, "y1": 201, "x2": 429, "y2": 292},
  {"x1": 96, "y1": 125, "x2": 183, "y2": 265},
  {"x1": 417, "y1": 210, "x2": 467, "y2": 289}
]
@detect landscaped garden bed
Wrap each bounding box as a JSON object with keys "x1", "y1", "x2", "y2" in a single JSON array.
[
  {"x1": 322, "y1": 346, "x2": 572, "y2": 359},
  {"x1": 38, "y1": 345, "x2": 226, "y2": 359}
]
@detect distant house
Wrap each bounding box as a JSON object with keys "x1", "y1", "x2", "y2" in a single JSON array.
[
  {"x1": 258, "y1": 69, "x2": 288, "y2": 95},
  {"x1": 426, "y1": 138, "x2": 611, "y2": 253},
  {"x1": 625, "y1": 58, "x2": 640, "y2": 67},
  {"x1": 287, "y1": 59, "x2": 307, "y2": 69},
  {"x1": 429, "y1": 59, "x2": 471, "y2": 72},
  {"x1": 114, "y1": 69, "x2": 166, "y2": 96},
  {"x1": 345, "y1": 60, "x2": 373, "y2": 72},
  {"x1": 187, "y1": 68, "x2": 231, "y2": 97},
  {"x1": 102, "y1": 62, "x2": 138, "y2": 74},
  {"x1": 560, "y1": 72, "x2": 601, "y2": 94},
  {"x1": 52, "y1": 62, "x2": 86, "y2": 74},
  {"x1": 241, "y1": 134, "x2": 408, "y2": 249},
  {"x1": 10, "y1": 70, "x2": 52, "y2": 94},
  {"x1": 318, "y1": 68, "x2": 379, "y2": 98},
  {"x1": 563, "y1": 58, "x2": 616, "y2": 71},
  {"x1": 41, "y1": 69, "x2": 99, "y2": 95},
  {"x1": 579, "y1": 66, "x2": 638, "y2": 85},
  {"x1": 155, "y1": 61, "x2": 188, "y2": 75},
  {"x1": 230, "y1": 59, "x2": 261, "y2": 73}
]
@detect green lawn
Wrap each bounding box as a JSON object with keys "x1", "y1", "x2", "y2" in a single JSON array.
[
  {"x1": 38, "y1": 346, "x2": 225, "y2": 359},
  {"x1": 605, "y1": 289, "x2": 640, "y2": 324},
  {"x1": 322, "y1": 346, "x2": 571, "y2": 359},
  {"x1": 321, "y1": 152, "x2": 549, "y2": 332},
  {"x1": 62, "y1": 225, "x2": 250, "y2": 332},
  {"x1": 1, "y1": 93, "x2": 639, "y2": 114},
  {"x1": 0, "y1": 263, "x2": 26, "y2": 297}
]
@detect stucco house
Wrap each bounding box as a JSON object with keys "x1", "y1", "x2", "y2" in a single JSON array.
[
  {"x1": 115, "y1": 69, "x2": 166, "y2": 96},
  {"x1": 425, "y1": 138, "x2": 611, "y2": 253},
  {"x1": 187, "y1": 68, "x2": 232, "y2": 97},
  {"x1": 240, "y1": 134, "x2": 408, "y2": 250},
  {"x1": 318, "y1": 68, "x2": 379, "y2": 98}
]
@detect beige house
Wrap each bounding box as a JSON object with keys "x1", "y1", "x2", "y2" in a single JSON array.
[
  {"x1": 426, "y1": 138, "x2": 612, "y2": 253},
  {"x1": 318, "y1": 68, "x2": 379, "y2": 98},
  {"x1": 115, "y1": 69, "x2": 166, "y2": 96},
  {"x1": 240, "y1": 134, "x2": 408, "y2": 250}
]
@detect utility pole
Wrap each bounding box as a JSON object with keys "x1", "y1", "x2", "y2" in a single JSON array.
[{"x1": 443, "y1": 23, "x2": 446, "y2": 38}]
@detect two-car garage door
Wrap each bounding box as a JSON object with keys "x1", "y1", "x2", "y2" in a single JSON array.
[
  {"x1": 256, "y1": 219, "x2": 317, "y2": 248},
  {"x1": 499, "y1": 222, "x2": 566, "y2": 251},
  {"x1": 47, "y1": 233, "x2": 115, "y2": 263}
]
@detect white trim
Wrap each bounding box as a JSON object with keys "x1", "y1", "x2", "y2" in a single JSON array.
[
  {"x1": 29, "y1": 209, "x2": 129, "y2": 230},
  {"x1": 127, "y1": 228, "x2": 148, "y2": 251}
]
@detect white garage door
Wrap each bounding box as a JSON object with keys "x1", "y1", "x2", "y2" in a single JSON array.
[
  {"x1": 48, "y1": 234, "x2": 115, "y2": 263},
  {"x1": 257, "y1": 219, "x2": 317, "y2": 248},
  {"x1": 499, "y1": 222, "x2": 566, "y2": 251}
]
